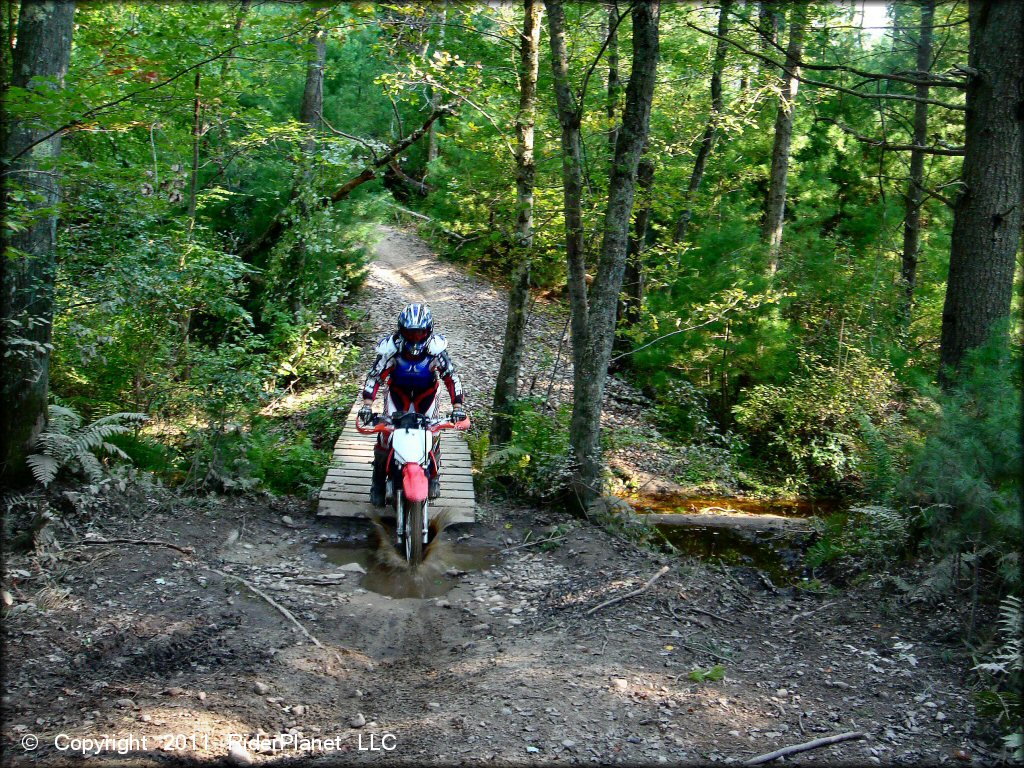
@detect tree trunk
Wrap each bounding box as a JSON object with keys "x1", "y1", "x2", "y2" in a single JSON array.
[
  {"x1": 606, "y1": 1, "x2": 621, "y2": 157},
  {"x1": 427, "y1": 2, "x2": 447, "y2": 168},
  {"x1": 187, "y1": 70, "x2": 202, "y2": 226},
  {"x1": 613, "y1": 151, "x2": 654, "y2": 366},
  {"x1": 283, "y1": 30, "x2": 327, "y2": 317},
  {"x1": 673, "y1": 0, "x2": 732, "y2": 243},
  {"x1": 900, "y1": 0, "x2": 935, "y2": 322},
  {"x1": 939, "y1": 0, "x2": 1023, "y2": 382},
  {"x1": 756, "y1": 0, "x2": 780, "y2": 80},
  {"x1": 0, "y1": 0, "x2": 75, "y2": 487},
  {"x1": 763, "y1": 3, "x2": 806, "y2": 275},
  {"x1": 570, "y1": 1, "x2": 660, "y2": 509},
  {"x1": 546, "y1": 0, "x2": 590, "y2": 383},
  {"x1": 491, "y1": 0, "x2": 542, "y2": 446}
]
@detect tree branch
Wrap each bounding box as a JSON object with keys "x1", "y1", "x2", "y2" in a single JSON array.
[
  {"x1": 819, "y1": 118, "x2": 965, "y2": 155},
  {"x1": 685, "y1": 21, "x2": 967, "y2": 111}
]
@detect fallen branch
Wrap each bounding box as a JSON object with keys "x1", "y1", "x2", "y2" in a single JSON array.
[
  {"x1": 586, "y1": 565, "x2": 670, "y2": 616},
  {"x1": 744, "y1": 731, "x2": 866, "y2": 765},
  {"x1": 208, "y1": 567, "x2": 324, "y2": 648},
  {"x1": 501, "y1": 534, "x2": 567, "y2": 554},
  {"x1": 77, "y1": 538, "x2": 194, "y2": 555}
]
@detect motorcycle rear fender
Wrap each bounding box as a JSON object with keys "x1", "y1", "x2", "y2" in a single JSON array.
[{"x1": 402, "y1": 463, "x2": 429, "y2": 502}]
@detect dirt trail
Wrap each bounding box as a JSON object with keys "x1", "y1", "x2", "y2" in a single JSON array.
[{"x1": 1, "y1": 227, "x2": 985, "y2": 766}]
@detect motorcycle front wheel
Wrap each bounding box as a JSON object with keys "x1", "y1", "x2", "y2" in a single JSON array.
[{"x1": 404, "y1": 500, "x2": 424, "y2": 567}]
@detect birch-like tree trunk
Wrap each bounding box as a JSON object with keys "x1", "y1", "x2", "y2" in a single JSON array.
[
  {"x1": 939, "y1": 0, "x2": 1023, "y2": 382},
  {"x1": 491, "y1": 0, "x2": 542, "y2": 446},
  {"x1": 673, "y1": 0, "x2": 732, "y2": 243},
  {"x1": 565, "y1": 1, "x2": 660, "y2": 508},
  {"x1": 900, "y1": 0, "x2": 935, "y2": 321},
  {"x1": 0, "y1": 0, "x2": 75, "y2": 486},
  {"x1": 763, "y1": 3, "x2": 807, "y2": 275}
]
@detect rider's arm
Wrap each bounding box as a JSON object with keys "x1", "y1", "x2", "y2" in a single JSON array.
[
  {"x1": 435, "y1": 349, "x2": 464, "y2": 406},
  {"x1": 362, "y1": 335, "x2": 398, "y2": 402}
]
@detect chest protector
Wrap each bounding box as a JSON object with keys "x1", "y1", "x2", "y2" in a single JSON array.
[{"x1": 392, "y1": 355, "x2": 435, "y2": 393}]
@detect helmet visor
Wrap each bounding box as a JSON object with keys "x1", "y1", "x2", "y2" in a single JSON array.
[{"x1": 401, "y1": 328, "x2": 430, "y2": 343}]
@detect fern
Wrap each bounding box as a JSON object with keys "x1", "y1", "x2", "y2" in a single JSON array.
[{"x1": 27, "y1": 405, "x2": 149, "y2": 486}]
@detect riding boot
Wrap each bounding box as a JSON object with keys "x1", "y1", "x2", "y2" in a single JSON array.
[
  {"x1": 370, "y1": 445, "x2": 387, "y2": 507},
  {"x1": 429, "y1": 437, "x2": 441, "y2": 499}
]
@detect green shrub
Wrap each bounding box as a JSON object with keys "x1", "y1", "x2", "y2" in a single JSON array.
[
  {"x1": 245, "y1": 426, "x2": 330, "y2": 497},
  {"x1": 483, "y1": 397, "x2": 573, "y2": 503},
  {"x1": 904, "y1": 337, "x2": 1022, "y2": 596},
  {"x1": 105, "y1": 432, "x2": 177, "y2": 474},
  {"x1": 733, "y1": 349, "x2": 900, "y2": 492}
]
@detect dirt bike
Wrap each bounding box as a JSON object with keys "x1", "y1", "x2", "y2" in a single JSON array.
[{"x1": 356, "y1": 410, "x2": 470, "y2": 567}]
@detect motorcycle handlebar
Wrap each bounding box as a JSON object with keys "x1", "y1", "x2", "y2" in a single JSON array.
[{"x1": 355, "y1": 414, "x2": 471, "y2": 435}]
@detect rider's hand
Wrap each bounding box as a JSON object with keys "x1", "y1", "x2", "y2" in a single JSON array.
[
  {"x1": 451, "y1": 408, "x2": 467, "y2": 424},
  {"x1": 358, "y1": 405, "x2": 374, "y2": 425}
]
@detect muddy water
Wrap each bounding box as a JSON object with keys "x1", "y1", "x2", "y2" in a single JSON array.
[{"x1": 318, "y1": 522, "x2": 498, "y2": 599}]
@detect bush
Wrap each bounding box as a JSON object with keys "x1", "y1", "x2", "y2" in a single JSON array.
[
  {"x1": 903, "y1": 338, "x2": 1022, "y2": 597},
  {"x1": 483, "y1": 397, "x2": 573, "y2": 503},
  {"x1": 732, "y1": 349, "x2": 900, "y2": 492}
]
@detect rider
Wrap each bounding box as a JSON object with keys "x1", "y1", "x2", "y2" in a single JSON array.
[{"x1": 358, "y1": 303, "x2": 466, "y2": 507}]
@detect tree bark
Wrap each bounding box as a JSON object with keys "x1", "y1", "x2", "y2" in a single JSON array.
[
  {"x1": 546, "y1": 0, "x2": 590, "y2": 382},
  {"x1": 0, "y1": 0, "x2": 75, "y2": 487},
  {"x1": 491, "y1": 0, "x2": 542, "y2": 447},
  {"x1": 613, "y1": 151, "x2": 654, "y2": 366},
  {"x1": 900, "y1": 0, "x2": 935, "y2": 323},
  {"x1": 673, "y1": 0, "x2": 732, "y2": 243},
  {"x1": 570, "y1": 1, "x2": 660, "y2": 508},
  {"x1": 938, "y1": 0, "x2": 1023, "y2": 383},
  {"x1": 763, "y1": 3, "x2": 806, "y2": 275},
  {"x1": 756, "y1": 0, "x2": 780, "y2": 80}
]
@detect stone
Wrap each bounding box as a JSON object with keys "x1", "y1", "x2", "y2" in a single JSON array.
[
  {"x1": 227, "y1": 743, "x2": 254, "y2": 765},
  {"x1": 350, "y1": 713, "x2": 366, "y2": 728},
  {"x1": 253, "y1": 681, "x2": 270, "y2": 695}
]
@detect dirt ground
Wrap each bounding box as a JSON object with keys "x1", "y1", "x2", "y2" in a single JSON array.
[{"x1": 0, "y1": 228, "x2": 992, "y2": 766}]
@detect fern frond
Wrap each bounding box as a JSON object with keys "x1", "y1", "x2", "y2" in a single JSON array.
[
  {"x1": 25, "y1": 454, "x2": 60, "y2": 486},
  {"x1": 76, "y1": 452, "x2": 105, "y2": 484},
  {"x1": 484, "y1": 445, "x2": 528, "y2": 468}
]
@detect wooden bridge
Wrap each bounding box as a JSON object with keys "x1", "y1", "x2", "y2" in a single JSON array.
[{"x1": 317, "y1": 399, "x2": 476, "y2": 524}]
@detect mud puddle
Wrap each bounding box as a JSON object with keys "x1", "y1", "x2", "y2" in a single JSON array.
[
  {"x1": 317, "y1": 525, "x2": 498, "y2": 599},
  {"x1": 656, "y1": 523, "x2": 811, "y2": 584}
]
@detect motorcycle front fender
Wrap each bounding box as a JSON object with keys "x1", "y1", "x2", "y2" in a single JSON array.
[{"x1": 402, "y1": 463, "x2": 429, "y2": 502}]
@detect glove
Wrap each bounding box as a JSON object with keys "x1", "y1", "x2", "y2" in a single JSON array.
[
  {"x1": 451, "y1": 408, "x2": 467, "y2": 424},
  {"x1": 358, "y1": 405, "x2": 374, "y2": 425}
]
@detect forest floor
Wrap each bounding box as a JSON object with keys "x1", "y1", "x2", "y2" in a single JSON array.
[{"x1": 1, "y1": 227, "x2": 991, "y2": 766}]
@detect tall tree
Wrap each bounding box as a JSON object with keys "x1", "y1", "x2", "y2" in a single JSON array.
[
  {"x1": 606, "y1": 1, "x2": 621, "y2": 156},
  {"x1": 673, "y1": 0, "x2": 732, "y2": 243},
  {"x1": 900, "y1": 0, "x2": 936, "y2": 321},
  {"x1": 491, "y1": 0, "x2": 543, "y2": 446},
  {"x1": 763, "y1": 2, "x2": 807, "y2": 274},
  {"x1": 613, "y1": 150, "x2": 654, "y2": 365},
  {"x1": 549, "y1": 0, "x2": 660, "y2": 507},
  {"x1": 0, "y1": 0, "x2": 75, "y2": 486},
  {"x1": 939, "y1": 0, "x2": 1023, "y2": 382}
]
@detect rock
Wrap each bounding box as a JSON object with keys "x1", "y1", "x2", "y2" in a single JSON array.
[
  {"x1": 162, "y1": 687, "x2": 186, "y2": 697},
  {"x1": 561, "y1": 739, "x2": 576, "y2": 751},
  {"x1": 223, "y1": 529, "x2": 240, "y2": 548},
  {"x1": 1, "y1": 590, "x2": 13, "y2": 607},
  {"x1": 435, "y1": 599, "x2": 452, "y2": 609},
  {"x1": 227, "y1": 743, "x2": 254, "y2": 765},
  {"x1": 253, "y1": 681, "x2": 270, "y2": 695},
  {"x1": 427, "y1": 702, "x2": 441, "y2": 710},
  {"x1": 935, "y1": 712, "x2": 946, "y2": 721},
  {"x1": 337, "y1": 563, "x2": 367, "y2": 574},
  {"x1": 350, "y1": 713, "x2": 366, "y2": 728},
  {"x1": 281, "y1": 515, "x2": 295, "y2": 526},
  {"x1": 292, "y1": 705, "x2": 305, "y2": 716},
  {"x1": 612, "y1": 678, "x2": 629, "y2": 691},
  {"x1": 352, "y1": 689, "x2": 364, "y2": 699},
  {"x1": 198, "y1": 692, "x2": 206, "y2": 702},
  {"x1": 113, "y1": 698, "x2": 135, "y2": 709},
  {"x1": 776, "y1": 689, "x2": 788, "y2": 697},
  {"x1": 471, "y1": 623, "x2": 490, "y2": 632}
]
